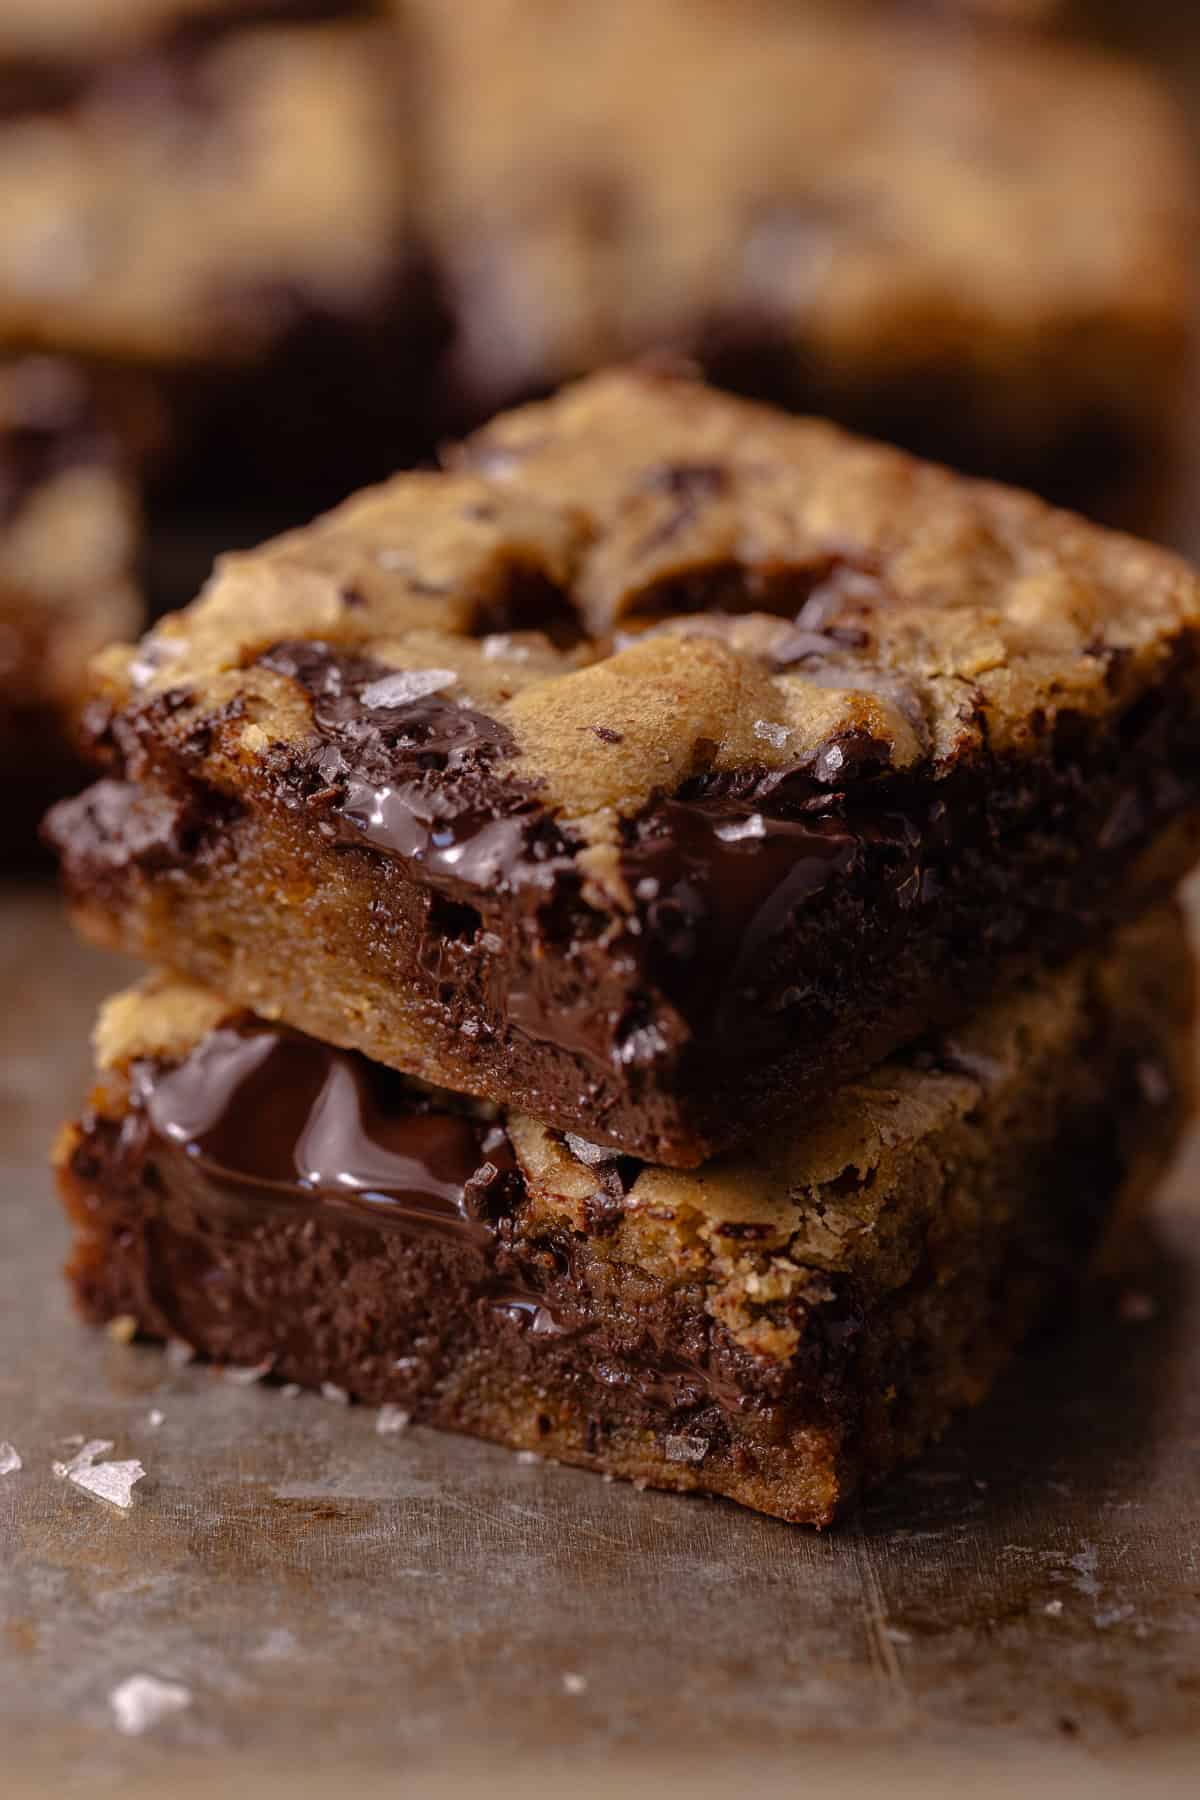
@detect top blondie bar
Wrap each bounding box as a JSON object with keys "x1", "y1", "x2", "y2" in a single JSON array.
[{"x1": 46, "y1": 369, "x2": 1200, "y2": 1164}]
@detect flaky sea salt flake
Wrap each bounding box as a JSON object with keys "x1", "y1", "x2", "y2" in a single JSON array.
[
  {"x1": 321, "y1": 1382, "x2": 350, "y2": 1405},
  {"x1": 146, "y1": 1409, "x2": 165, "y2": 1428},
  {"x1": 360, "y1": 668, "x2": 456, "y2": 710},
  {"x1": 0, "y1": 1442, "x2": 21, "y2": 1474},
  {"x1": 166, "y1": 1337, "x2": 196, "y2": 1368},
  {"x1": 53, "y1": 1439, "x2": 113, "y2": 1479},
  {"x1": 562, "y1": 1672, "x2": 588, "y2": 1696},
  {"x1": 72, "y1": 1457, "x2": 145, "y2": 1510},
  {"x1": 376, "y1": 1405, "x2": 410, "y2": 1435},
  {"x1": 714, "y1": 813, "x2": 766, "y2": 844},
  {"x1": 753, "y1": 719, "x2": 789, "y2": 749},
  {"x1": 110, "y1": 1673, "x2": 191, "y2": 1735}
]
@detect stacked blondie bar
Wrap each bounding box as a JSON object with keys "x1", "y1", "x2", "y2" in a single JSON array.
[{"x1": 46, "y1": 369, "x2": 1200, "y2": 1523}]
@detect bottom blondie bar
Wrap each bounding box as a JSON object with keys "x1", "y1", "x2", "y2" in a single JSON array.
[{"x1": 56, "y1": 910, "x2": 1192, "y2": 1525}]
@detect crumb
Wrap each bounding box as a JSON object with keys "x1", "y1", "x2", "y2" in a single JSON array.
[
  {"x1": 0, "y1": 1442, "x2": 21, "y2": 1475},
  {"x1": 632, "y1": 1478, "x2": 649, "y2": 1491},
  {"x1": 376, "y1": 1405, "x2": 410, "y2": 1435},
  {"x1": 110, "y1": 1674, "x2": 191, "y2": 1736},
  {"x1": 106, "y1": 1314, "x2": 138, "y2": 1344}
]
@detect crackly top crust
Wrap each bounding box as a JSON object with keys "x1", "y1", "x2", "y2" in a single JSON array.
[
  {"x1": 0, "y1": 21, "x2": 407, "y2": 365},
  {"x1": 86, "y1": 368, "x2": 1200, "y2": 882},
  {"x1": 87, "y1": 903, "x2": 1192, "y2": 1362},
  {"x1": 0, "y1": 358, "x2": 140, "y2": 708},
  {"x1": 418, "y1": 0, "x2": 1191, "y2": 410}
]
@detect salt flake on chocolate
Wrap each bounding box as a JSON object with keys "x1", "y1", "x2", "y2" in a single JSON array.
[
  {"x1": 714, "y1": 814, "x2": 766, "y2": 844},
  {"x1": 360, "y1": 668, "x2": 456, "y2": 710}
]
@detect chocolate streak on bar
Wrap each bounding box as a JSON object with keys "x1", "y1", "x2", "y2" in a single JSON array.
[
  {"x1": 259, "y1": 640, "x2": 924, "y2": 1068},
  {"x1": 94, "y1": 1019, "x2": 818, "y2": 1429},
  {"x1": 125, "y1": 1017, "x2": 568, "y2": 1329},
  {"x1": 258, "y1": 637, "x2": 1200, "y2": 1079}
]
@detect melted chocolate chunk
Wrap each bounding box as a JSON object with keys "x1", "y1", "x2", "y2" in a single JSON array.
[
  {"x1": 262, "y1": 639, "x2": 572, "y2": 890},
  {"x1": 131, "y1": 1017, "x2": 515, "y2": 1245}
]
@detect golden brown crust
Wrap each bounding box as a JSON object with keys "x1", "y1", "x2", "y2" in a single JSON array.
[{"x1": 90, "y1": 367, "x2": 1200, "y2": 861}]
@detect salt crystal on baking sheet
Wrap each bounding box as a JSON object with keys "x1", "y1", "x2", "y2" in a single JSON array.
[
  {"x1": 0, "y1": 1442, "x2": 21, "y2": 1474},
  {"x1": 224, "y1": 1358, "x2": 274, "y2": 1385},
  {"x1": 321, "y1": 1383, "x2": 350, "y2": 1405},
  {"x1": 53, "y1": 1439, "x2": 113, "y2": 1479},
  {"x1": 53, "y1": 1439, "x2": 144, "y2": 1508},
  {"x1": 72, "y1": 1459, "x2": 145, "y2": 1509},
  {"x1": 376, "y1": 1406, "x2": 410, "y2": 1435},
  {"x1": 110, "y1": 1674, "x2": 191, "y2": 1736}
]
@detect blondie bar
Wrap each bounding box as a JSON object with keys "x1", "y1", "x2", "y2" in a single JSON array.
[
  {"x1": 45, "y1": 371, "x2": 1200, "y2": 1161},
  {"x1": 56, "y1": 908, "x2": 1193, "y2": 1524}
]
